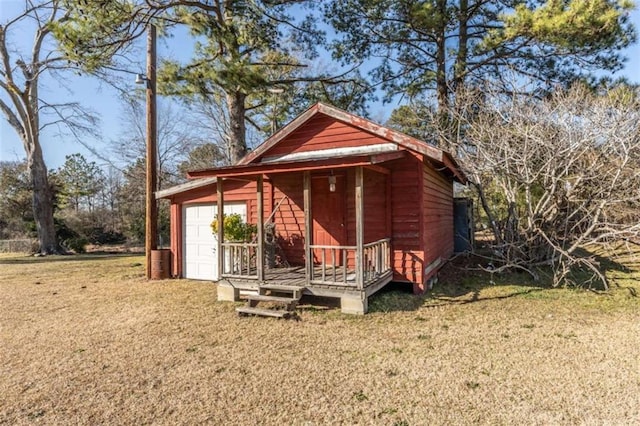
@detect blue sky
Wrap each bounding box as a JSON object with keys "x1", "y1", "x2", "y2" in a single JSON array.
[{"x1": 1, "y1": 3, "x2": 639, "y2": 170}]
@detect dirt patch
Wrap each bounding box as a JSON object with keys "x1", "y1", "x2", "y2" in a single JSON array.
[{"x1": 1, "y1": 253, "x2": 639, "y2": 425}]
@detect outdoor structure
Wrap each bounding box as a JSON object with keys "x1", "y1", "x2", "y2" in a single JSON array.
[{"x1": 157, "y1": 103, "x2": 465, "y2": 314}]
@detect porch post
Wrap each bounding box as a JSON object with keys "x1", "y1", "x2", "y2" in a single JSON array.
[
  {"x1": 355, "y1": 166, "x2": 364, "y2": 290},
  {"x1": 216, "y1": 178, "x2": 224, "y2": 278},
  {"x1": 256, "y1": 174, "x2": 264, "y2": 282},
  {"x1": 303, "y1": 171, "x2": 312, "y2": 282}
]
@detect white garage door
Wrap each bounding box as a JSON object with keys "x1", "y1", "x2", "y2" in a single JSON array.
[{"x1": 183, "y1": 203, "x2": 247, "y2": 280}]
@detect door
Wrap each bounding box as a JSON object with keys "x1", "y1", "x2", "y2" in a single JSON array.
[
  {"x1": 311, "y1": 175, "x2": 346, "y2": 265},
  {"x1": 183, "y1": 202, "x2": 247, "y2": 280}
]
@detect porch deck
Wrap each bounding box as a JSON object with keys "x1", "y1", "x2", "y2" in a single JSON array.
[{"x1": 220, "y1": 265, "x2": 393, "y2": 299}]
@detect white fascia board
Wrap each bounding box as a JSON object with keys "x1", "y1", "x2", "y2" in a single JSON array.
[{"x1": 260, "y1": 143, "x2": 398, "y2": 164}]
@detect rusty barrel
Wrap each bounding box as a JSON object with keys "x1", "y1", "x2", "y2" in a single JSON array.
[{"x1": 150, "y1": 249, "x2": 171, "y2": 280}]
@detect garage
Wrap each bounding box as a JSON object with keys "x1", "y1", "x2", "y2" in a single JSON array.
[{"x1": 183, "y1": 202, "x2": 247, "y2": 280}]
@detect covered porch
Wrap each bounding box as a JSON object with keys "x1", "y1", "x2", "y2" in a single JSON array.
[{"x1": 201, "y1": 155, "x2": 400, "y2": 314}]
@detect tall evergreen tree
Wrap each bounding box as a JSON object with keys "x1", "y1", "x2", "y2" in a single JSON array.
[
  {"x1": 56, "y1": 154, "x2": 105, "y2": 212},
  {"x1": 327, "y1": 0, "x2": 635, "y2": 111},
  {"x1": 55, "y1": 0, "x2": 327, "y2": 164}
]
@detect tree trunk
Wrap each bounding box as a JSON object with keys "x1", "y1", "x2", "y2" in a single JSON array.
[
  {"x1": 471, "y1": 180, "x2": 503, "y2": 246},
  {"x1": 435, "y1": 0, "x2": 448, "y2": 113},
  {"x1": 27, "y1": 141, "x2": 60, "y2": 254},
  {"x1": 226, "y1": 91, "x2": 247, "y2": 164},
  {"x1": 453, "y1": 0, "x2": 468, "y2": 92},
  {"x1": 435, "y1": 0, "x2": 449, "y2": 146}
]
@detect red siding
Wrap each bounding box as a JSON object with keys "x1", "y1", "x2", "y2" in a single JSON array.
[
  {"x1": 269, "y1": 173, "x2": 306, "y2": 265},
  {"x1": 385, "y1": 156, "x2": 425, "y2": 287},
  {"x1": 421, "y1": 162, "x2": 454, "y2": 289},
  {"x1": 262, "y1": 115, "x2": 390, "y2": 158},
  {"x1": 341, "y1": 168, "x2": 389, "y2": 267},
  {"x1": 169, "y1": 180, "x2": 255, "y2": 206}
]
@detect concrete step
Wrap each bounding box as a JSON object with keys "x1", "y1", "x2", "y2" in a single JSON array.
[{"x1": 236, "y1": 306, "x2": 292, "y2": 318}]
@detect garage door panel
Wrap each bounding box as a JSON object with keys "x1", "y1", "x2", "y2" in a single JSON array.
[
  {"x1": 185, "y1": 244, "x2": 198, "y2": 257},
  {"x1": 197, "y1": 224, "x2": 211, "y2": 236},
  {"x1": 198, "y1": 263, "x2": 214, "y2": 277},
  {"x1": 185, "y1": 225, "x2": 198, "y2": 238},
  {"x1": 198, "y1": 245, "x2": 212, "y2": 257}
]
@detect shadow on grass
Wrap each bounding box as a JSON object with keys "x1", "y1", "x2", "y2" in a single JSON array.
[
  {"x1": 367, "y1": 255, "x2": 550, "y2": 313},
  {"x1": 297, "y1": 295, "x2": 341, "y2": 312},
  {"x1": 368, "y1": 245, "x2": 639, "y2": 313},
  {"x1": 0, "y1": 252, "x2": 142, "y2": 265},
  {"x1": 368, "y1": 282, "x2": 426, "y2": 313}
]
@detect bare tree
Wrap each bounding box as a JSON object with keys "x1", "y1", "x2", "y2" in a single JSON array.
[
  {"x1": 442, "y1": 82, "x2": 640, "y2": 289},
  {"x1": 183, "y1": 93, "x2": 267, "y2": 165},
  {"x1": 111, "y1": 96, "x2": 207, "y2": 186},
  {"x1": 0, "y1": 0, "x2": 97, "y2": 253}
]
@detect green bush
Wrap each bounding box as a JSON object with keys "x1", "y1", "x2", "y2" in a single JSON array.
[{"x1": 210, "y1": 213, "x2": 257, "y2": 242}]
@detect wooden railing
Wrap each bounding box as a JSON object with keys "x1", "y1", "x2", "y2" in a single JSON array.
[
  {"x1": 308, "y1": 244, "x2": 354, "y2": 286},
  {"x1": 220, "y1": 238, "x2": 392, "y2": 288},
  {"x1": 309, "y1": 238, "x2": 391, "y2": 288},
  {"x1": 220, "y1": 242, "x2": 258, "y2": 279},
  {"x1": 363, "y1": 238, "x2": 391, "y2": 285}
]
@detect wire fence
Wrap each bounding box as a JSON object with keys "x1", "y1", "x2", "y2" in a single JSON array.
[{"x1": 0, "y1": 239, "x2": 37, "y2": 253}]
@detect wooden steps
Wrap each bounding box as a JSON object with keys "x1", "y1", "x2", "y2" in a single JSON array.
[
  {"x1": 236, "y1": 285, "x2": 305, "y2": 319},
  {"x1": 247, "y1": 294, "x2": 299, "y2": 306},
  {"x1": 259, "y1": 284, "x2": 304, "y2": 299},
  {"x1": 236, "y1": 306, "x2": 292, "y2": 318}
]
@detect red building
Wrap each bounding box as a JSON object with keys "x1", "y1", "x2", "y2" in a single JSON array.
[{"x1": 157, "y1": 103, "x2": 465, "y2": 314}]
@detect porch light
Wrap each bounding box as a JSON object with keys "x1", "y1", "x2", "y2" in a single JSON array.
[{"x1": 328, "y1": 175, "x2": 336, "y2": 192}]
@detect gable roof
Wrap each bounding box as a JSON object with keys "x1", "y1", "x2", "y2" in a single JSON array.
[
  {"x1": 238, "y1": 102, "x2": 464, "y2": 182},
  {"x1": 181, "y1": 102, "x2": 465, "y2": 184}
]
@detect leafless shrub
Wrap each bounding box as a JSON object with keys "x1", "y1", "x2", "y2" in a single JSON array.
[{"x1": 442, "y1": 83, "x2": 640, "y2": 288}]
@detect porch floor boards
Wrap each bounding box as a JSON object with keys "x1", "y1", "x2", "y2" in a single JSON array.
[
  {"x1": 224, "y1": 265, "x2": 356, "y2": 287},
  {"x1": 222, "y1": 265, "x2": 393, "y2": 297}
]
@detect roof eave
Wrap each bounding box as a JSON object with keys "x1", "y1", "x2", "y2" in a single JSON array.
[{"x1": 155, "y1": 176, "x2": 218, "y2": 199}]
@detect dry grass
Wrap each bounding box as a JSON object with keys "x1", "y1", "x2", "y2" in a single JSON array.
[{"x1": 1, "y1": 250, "x2": 639, "y2": 425}]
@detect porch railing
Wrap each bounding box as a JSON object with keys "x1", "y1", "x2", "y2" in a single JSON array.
[
  {"x1": 220, "y1": 242, "x2": 258, "y2": 279},
  {"x1": 363, "y1": 238, "x2": 391, "y2": 285},
  {"x1": 309, "y1": 238, "x2": 391, "y2": 289},
  {"x1": 219, "y1": 238, "x2": 392, "y2": 289},
  {"x1": 308, "y1": 244, "x2": 353, "y2": 286}
]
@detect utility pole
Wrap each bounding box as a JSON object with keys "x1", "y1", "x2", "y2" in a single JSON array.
[{"x1": 145, "y1": 24, "x2": 158, "y2": 279}]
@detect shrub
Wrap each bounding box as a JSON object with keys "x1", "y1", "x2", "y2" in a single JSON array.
[{"x1": 210, "y1": 214, "x2": 257, "y2": 242}]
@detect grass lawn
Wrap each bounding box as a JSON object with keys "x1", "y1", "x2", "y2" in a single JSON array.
[{"x1": 1, "y1": 248, "x2": 639, "y2": 425}]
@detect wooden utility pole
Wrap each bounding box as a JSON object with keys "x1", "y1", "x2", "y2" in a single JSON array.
[{"x1": 145, "y1": 24, "x2": 158, "y2": 279}]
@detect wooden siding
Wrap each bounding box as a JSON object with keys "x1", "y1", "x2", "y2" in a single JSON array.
[
  {"x1": 386, "y1": 156, "x2": 425, "y2": 287},
  {"x1": 168, "y1": 180, "x2": 254, "y2": 206},
  {"x1": 261, "y1": 114, "x2": 390, "y2": 158},
  {"x1": 342, "y1": 168, "x2": 388, "y2": 268},
  {"x1": 421, "y1": 161, "x2": 454, "y2": 289},
  {"x1": 269, "y1": 173, "x2": 306, "y2": 265}
]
